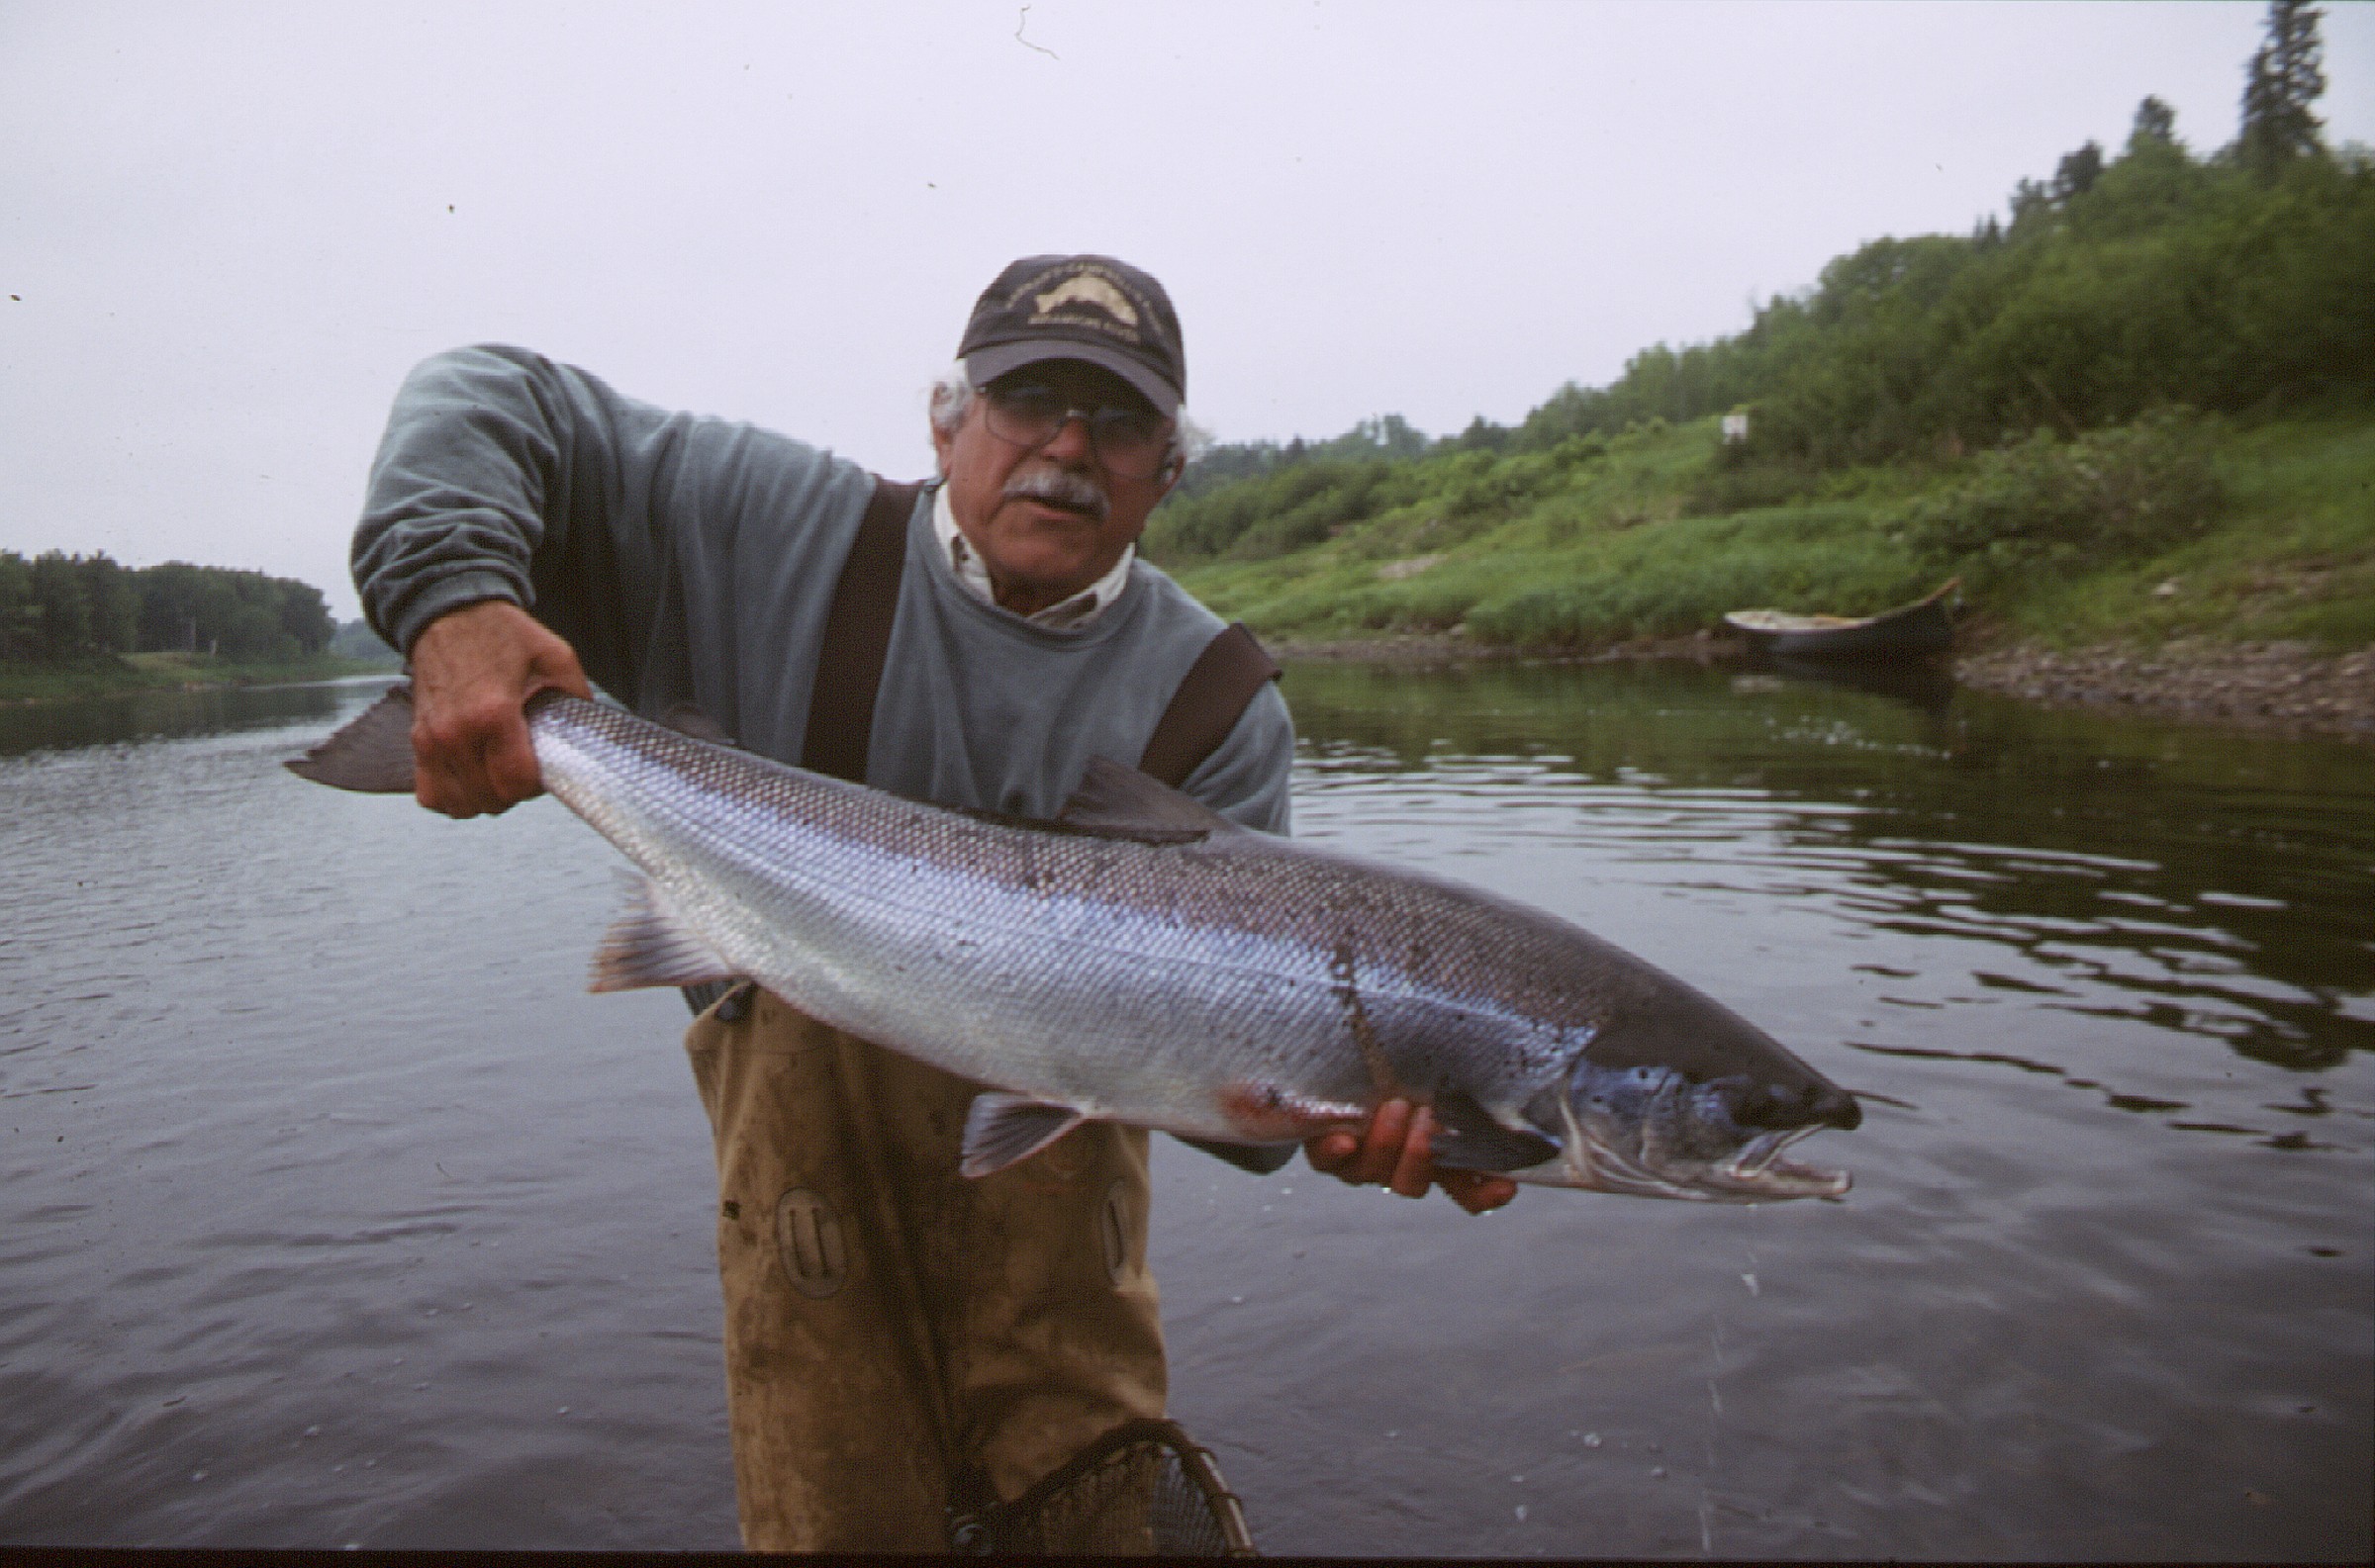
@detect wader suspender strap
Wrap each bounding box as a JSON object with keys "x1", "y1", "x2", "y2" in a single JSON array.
[
  {"x1": 1135, "y1": 621, "x2": 1281, "y2": 788},
  {"x1": 800, "y1": 477, "x2": 1281, "y2": 790},
  {"x1": 802, "y1": 478, "x2": 924, "y2": 783}
]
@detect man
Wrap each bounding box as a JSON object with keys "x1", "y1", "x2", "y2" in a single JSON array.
[{"x1": 353, "y1": 254, "x2": 1514, "y2": 1550}]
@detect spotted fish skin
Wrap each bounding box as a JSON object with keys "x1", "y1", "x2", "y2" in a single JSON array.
[{"x1": 294, "y1": 690, "x2": 1859, "y2": 1199}]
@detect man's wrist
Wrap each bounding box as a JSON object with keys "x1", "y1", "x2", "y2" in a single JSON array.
[{"x1": 388, "y1": 576, "x2": 526, "y2": 659}]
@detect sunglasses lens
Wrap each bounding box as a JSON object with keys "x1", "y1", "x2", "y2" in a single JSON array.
[
  {"x1": 1088, "y1": 410, "x2": 1166, "y2": 477},
  {"x1": 986, "y1": 387, "x2": 1065, "y2": 444},
  {"x1": 985, "y1": 387, "x2": 1168, "y2": 477}
]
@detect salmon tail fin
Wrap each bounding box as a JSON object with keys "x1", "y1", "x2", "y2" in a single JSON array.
[
  {"x1": 284, "y1": 686, "x2": 419, "y2": 793},
  {"x1": 589, "y1": 873, "x2": 740, "y2": 993},
  {"x1": 960, "y1": 1093, "x2": 1089, "y2": 1177}
]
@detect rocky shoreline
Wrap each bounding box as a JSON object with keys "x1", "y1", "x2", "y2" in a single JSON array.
[
  {"x1": 1270, "y1": 630, "x2": 2375, "y2": 743},
  {"x1": 1951, "y1": 637, "x2": 2374, "y2": 742}
]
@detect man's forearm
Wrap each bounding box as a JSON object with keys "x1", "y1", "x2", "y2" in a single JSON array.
[{"x1": 352, "y1": 345, "x2": 583, "y2": 656}]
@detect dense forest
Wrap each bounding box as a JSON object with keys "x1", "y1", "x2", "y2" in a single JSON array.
[
  {"x1": 1150, "y1": 0, "x2": 2368, "y2": 575},
  {"x1": 0, "y1": 550, "x2": 335, "y2": 664}
]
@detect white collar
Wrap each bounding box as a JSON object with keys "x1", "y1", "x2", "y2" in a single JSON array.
[{"x1": 931, "y1": 483, "x2": 1134, "y2": 630}]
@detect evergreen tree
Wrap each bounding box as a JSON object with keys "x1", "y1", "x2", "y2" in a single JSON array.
[
  {"x1": 2235, "y1": 0, "x2": 2326, "y2": 181},
  {"x1": 27, "y1": 552, "x2": 92, "y2": 659},
  {"x1": 2129, "y1": 96, "x2": 2178, "y2": 152},
  {"x1": 2053, "y1": 141, "x2": 2105, "y2": 202},
  {"x1": 0, "y1": 553, "x2": 36, "y2": 660}
]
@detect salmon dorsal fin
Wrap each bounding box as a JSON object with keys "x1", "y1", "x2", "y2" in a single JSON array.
[
  {"x1": 1053, "y1": 756, "x2": 1242, "y2": 844},
  {"x1": 285, "y1": 686, "x2": 418, "y2": 793}
]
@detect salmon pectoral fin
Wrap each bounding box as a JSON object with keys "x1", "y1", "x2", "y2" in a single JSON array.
[
  {"x1": 588, "y1": 874, "x2": 740, "y2": 993},
  {"x1": 1427, "y1": 1089, "x2": 1561, "y2": 1172},
  {"x1": 960, "y1": 1093, "x2": 1090, "y2": 1177}
]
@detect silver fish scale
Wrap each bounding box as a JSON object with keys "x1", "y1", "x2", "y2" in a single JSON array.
[{"x1": 528, "y1": 697, "x2": 1614, "y2": 1139}]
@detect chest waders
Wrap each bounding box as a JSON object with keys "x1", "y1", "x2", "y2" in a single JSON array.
[{"x1": 682, "y1": 477, "x2": 1277, "y2": 1552}]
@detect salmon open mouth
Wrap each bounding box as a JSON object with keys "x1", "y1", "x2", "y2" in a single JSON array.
[
  {"x1": 1534, "y1": 1061, "x2": 1855, "y2": 1203},
  {"x1": 1708, "y1": 1125, "x2": 1852, "y2": 1200}
]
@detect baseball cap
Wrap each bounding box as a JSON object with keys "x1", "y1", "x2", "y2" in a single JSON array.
[{"x1": 958, "y1": 255, "x2": 1185, "y2": 417}]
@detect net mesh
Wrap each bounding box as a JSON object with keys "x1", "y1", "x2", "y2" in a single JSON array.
[{"x1": 959, "y1": 1418, "x2": 1257, "y2": 1556}]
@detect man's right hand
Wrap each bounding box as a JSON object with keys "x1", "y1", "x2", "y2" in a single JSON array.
[{"x1": 407, "y1": 600, "x2": 592, "y2": 818}]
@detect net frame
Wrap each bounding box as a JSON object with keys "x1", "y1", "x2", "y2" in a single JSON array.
[{"x1": 949, "y1": 1417, "x2": 1258, "y2": 1556}]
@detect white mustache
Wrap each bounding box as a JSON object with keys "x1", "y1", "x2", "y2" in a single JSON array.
[{"x1": 1002, "y1": 467, "x2": 1110, "y2": 521}]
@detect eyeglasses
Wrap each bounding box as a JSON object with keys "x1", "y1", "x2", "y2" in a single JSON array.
[{"x1": 982, "y1": 383, "x2": 1174, "y2": 479}]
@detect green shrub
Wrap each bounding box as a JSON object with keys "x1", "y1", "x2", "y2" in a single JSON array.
[
  {"x1": 1685, "y1": 458, "x2": 1823, "y2": 516},
  {"x1": 1465, "y1": 521, "x2": 1922, "y2": 648},
  {"x1": 1899, "y1": 407, "x2": 2224, "y2": 575}
]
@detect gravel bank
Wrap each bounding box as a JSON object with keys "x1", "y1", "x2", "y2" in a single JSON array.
[
  {"x1": 1952, "y1": 638, "x2": 2375, "y2": 742},
  {"x1": 1271, "y1": 630, "x2": 2374, "y2": 742}
]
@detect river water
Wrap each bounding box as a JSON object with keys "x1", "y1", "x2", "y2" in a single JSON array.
[{"x1": 2, "y1": 664, "x2": 2368, "y2": 1558}]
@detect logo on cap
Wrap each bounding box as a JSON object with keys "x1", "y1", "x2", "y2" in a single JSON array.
[{"x1": 1033, "y1": 274, "x2": 1140, "y2": 328}]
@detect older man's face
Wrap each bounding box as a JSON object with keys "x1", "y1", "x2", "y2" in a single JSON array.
[{"x1": 931, "y1": 359, "x2": 1177, "y2": 617}]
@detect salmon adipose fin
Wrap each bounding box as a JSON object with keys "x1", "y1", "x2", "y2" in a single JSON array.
[
  {"x1": 961, "y1": 1093, "x2": 1091, "y2": 1176},
  {"x1": 655, "y1": 702, "x2": 737, "y2": 747},
  {"x1": 589, "y1": 873, "x2": 741, "y2": 993}
]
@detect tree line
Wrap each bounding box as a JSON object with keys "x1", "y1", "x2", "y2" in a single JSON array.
[
  {"x1": 0, "y1": 550, "x2": 335, "y2": 664},
  {"x1": 1153, "y1": 0, "x2": 2364, "y2": 559}
]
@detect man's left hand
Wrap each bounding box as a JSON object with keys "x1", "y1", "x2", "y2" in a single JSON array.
[{"x1": 1304, "y1": 1098, "x2": 1518, "y2": 1214}]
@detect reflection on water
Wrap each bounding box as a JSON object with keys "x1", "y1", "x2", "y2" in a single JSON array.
[
  {"x1": 0, "y1": 680, "x2": 359, "y2": 760},
  {"x1": 2, "y1": 665, "x2": 2369, "y2": 1557},
  {"x1": 1284, "y1": 658, "x2": 2372, "y2": 1071}
]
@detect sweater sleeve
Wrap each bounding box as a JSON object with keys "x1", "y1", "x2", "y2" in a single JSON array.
[{"x1": 350, "y1": 343, "x2": 868, "y2": 715}]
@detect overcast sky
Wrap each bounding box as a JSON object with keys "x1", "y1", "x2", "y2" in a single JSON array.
[{"x1": 4, "y1": 1, "x2": 2370, "y2": 621}]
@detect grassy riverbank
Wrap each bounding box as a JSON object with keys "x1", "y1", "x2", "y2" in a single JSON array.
[
  {"x1": 0, "y1": 650, "x2": 393, "y2": 704},
  {"x1": 1153, "y1": 85, "x2": 2371, "y2": 690},
  {"x1": 1154, "y1": 403, "x2": 2375, "y2": 660}
]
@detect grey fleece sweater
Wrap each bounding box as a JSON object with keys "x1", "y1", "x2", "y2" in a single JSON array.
[{"x1": 352, "y1": 344, "x2": 1292, "y2": 833}]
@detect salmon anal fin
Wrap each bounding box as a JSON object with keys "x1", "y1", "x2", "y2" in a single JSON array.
[
  {"x1": 961, "y1": 1093, "x2": 1089, "y2": 1177},
  {"x1": 589, "y1": 873, "x2": 739, "y2": 993}
]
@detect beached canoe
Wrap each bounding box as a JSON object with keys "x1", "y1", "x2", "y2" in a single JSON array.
[{"x1": 1722, "y1": 579, "x2": 1958, "y2": 662}]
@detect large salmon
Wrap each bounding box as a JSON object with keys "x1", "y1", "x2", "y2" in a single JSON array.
[{"x1": 290, "y1": 689, "x2": 1858, "y2": 1200}]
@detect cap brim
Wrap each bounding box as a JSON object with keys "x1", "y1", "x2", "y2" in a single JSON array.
[{"x1": 966, "y1": 339, "x2": 1181, "y2": 418}]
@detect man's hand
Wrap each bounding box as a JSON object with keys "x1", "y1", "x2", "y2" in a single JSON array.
[
  {"x1": 407, "y1": 600, "x2": 591, "y2": 818},
  {"x1": 1304, "y1": 1098, "x2": 1518, "y2": 1215}
]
